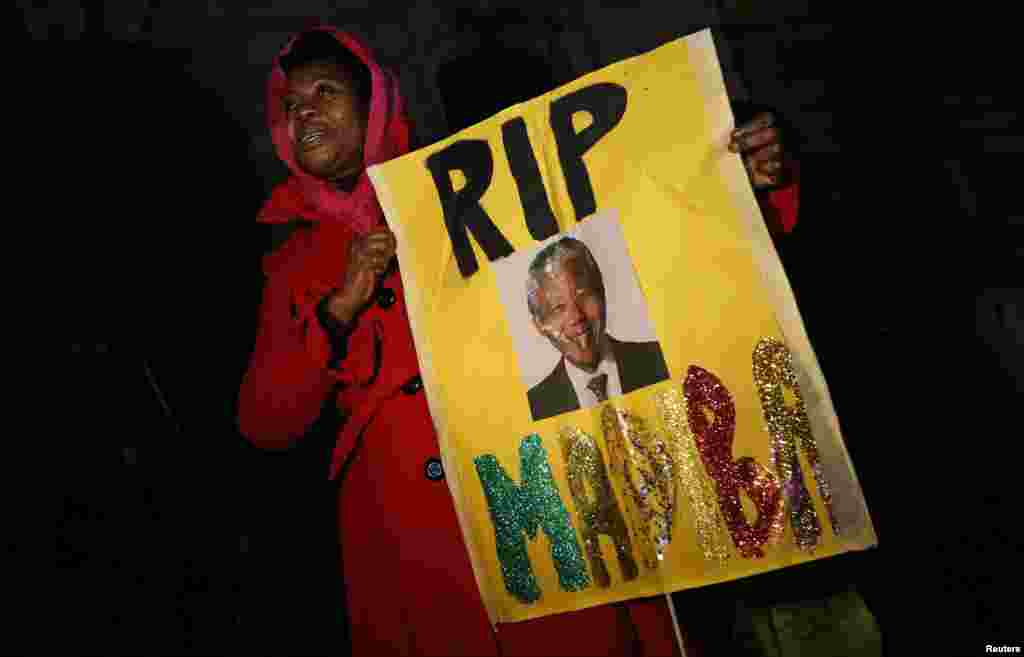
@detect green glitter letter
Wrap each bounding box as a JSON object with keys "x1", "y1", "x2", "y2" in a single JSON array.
[{"x1": 474, "y1": 434, "x2": 591, "y2": 604}]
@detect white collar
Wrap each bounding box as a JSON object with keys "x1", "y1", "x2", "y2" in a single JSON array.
[{"x1": 563, "y1": 338, "x2": 623, "y2": 408}]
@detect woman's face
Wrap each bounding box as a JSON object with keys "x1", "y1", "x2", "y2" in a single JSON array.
[{"x1": 282, "y1": 59, "x2": 367, "y2": 183}]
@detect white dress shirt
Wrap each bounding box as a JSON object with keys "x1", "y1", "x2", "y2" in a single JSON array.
[{"x1": 563, "y1": 341, "x2": 623, "y2": 410}]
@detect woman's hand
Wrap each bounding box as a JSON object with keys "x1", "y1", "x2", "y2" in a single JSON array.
[
  {"x1": 325, "y1": 227, "x2": 397, "y2": 324},
  {"x1": 729, "y1": 112, "x2": 786, "y2": 190}
]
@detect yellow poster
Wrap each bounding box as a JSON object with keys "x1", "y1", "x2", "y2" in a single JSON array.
[{"x1": 368, "y1": 29, "x2": 875, "y2": 624}]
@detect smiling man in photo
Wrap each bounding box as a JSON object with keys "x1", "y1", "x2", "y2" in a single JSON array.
[{"x1": 526, "y1": 237, "x2": 670, "y2": 421}]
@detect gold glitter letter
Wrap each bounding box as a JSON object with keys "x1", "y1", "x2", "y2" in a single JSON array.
[
  {"x1": 559, "y1": 428, "x2": 639, "y2": 587},
  {"x1": 655, "y1": 389, "x2": 731, "y2": 563},
  {"x1": 753, "y1": 337, "x2": 839, "y2": 544},
  {"x1": 600, "y1": 406, "x2": 676, "y2": 569}
]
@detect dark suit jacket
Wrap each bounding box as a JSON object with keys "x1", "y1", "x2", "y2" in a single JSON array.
[{"x1": 527, "y1": 336, "x2": 670, "y2": 421}]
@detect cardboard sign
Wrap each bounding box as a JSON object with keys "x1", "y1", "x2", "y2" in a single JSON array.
[{"x1": 368, "y1": 29, "x2": 874, "y2": 624}]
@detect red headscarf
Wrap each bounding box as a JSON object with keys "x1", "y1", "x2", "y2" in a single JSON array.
[{"x1": 257, "y1": 26, "x2": 411, "y2": 235}]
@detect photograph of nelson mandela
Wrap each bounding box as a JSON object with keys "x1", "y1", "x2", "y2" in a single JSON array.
[{"x1": 525, "y1": 237, "x2": 669, "y2": 421}]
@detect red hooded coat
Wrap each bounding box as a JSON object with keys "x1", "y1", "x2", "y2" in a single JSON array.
[{"x1": 239, "y1": 26, "x2": 798, "y2": 657}]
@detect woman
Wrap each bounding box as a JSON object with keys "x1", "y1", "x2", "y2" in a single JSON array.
[{"x1": 238, "y1": 26, "x2": 795, "y2": 656}]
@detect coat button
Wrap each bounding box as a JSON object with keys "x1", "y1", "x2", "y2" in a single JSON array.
[
  {"x1": 424, "y1": 457, "x2": 445, "y2": 481},
  {"x1": 401, "y1": 375, "x2": 422, "y2": 395},
  {"x1": 376, "y1": 287, "x2": 396, "y2": 309}
]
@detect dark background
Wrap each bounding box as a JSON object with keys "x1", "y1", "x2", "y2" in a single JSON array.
[{"x1": 37, "y1": 3, "x2": 1020, "y2": 655}]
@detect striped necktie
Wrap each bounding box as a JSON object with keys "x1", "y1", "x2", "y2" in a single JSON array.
[{"x1": 587, "y1": 373, "x2": 609, "y2": 402}]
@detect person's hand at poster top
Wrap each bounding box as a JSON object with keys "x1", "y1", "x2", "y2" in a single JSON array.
[{"x1": 730, "y1": 112, "x2": 788, "y2": 190}]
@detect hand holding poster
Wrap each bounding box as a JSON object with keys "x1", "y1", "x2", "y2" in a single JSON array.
[{"x1": 368, "y1": 29, "x2": 875, "y2": 624}]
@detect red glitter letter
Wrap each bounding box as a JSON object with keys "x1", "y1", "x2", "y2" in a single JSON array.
[{"x1": 683, "y1": 365, "x2": 784, "y2": 558}]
